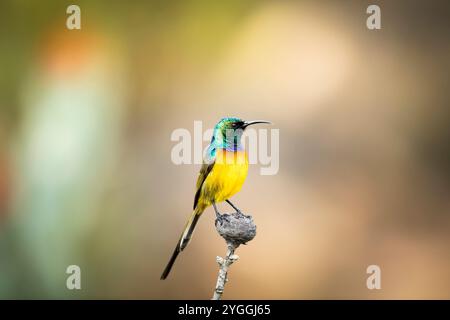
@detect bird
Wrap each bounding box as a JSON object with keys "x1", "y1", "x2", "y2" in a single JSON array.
[{"x1": 161, "y1": 117, "x2": 271, "y2": 279}]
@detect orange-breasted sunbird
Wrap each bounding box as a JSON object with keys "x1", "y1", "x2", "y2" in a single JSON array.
[{"x1": 161, "y1": 117, "x2": 270, "y2": 279}]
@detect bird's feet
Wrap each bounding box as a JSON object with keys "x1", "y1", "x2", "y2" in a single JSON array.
[
  {"x1": 226, "y1": 200, "x2": 243, "y2": 215},
  {"x1": 235, "y1": 209, "x2": 243, "y2": 215},
  {"x1": 212, "y1": 203, "x2": 221, "y2": 219}
]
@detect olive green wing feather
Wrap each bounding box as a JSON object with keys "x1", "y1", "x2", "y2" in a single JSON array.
[{"x1": 193, "y1": 161, "x2": 215, "y2": 209}]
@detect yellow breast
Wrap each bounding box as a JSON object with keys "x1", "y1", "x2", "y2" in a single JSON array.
[{"x1": 203, "y1": 149, "x2": 248, "y2": 204}]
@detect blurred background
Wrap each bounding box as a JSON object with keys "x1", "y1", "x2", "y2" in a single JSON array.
[{"x1": 0, "y1": 0, "x2": 449, "y2": 299}]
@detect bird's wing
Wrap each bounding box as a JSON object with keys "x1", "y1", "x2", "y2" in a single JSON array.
[{"x1": 193, "y1": 160, "x2": 215, "y2": 209}]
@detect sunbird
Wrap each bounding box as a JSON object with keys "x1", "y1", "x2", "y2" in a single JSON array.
[{"x1": 161, "y1": 117, "x2": 270, "y2": 279}]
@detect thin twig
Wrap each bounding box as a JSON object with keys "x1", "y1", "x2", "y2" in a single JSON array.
[
  {"x1": 212, "y1": 243, "x2": 239, "y2": 300},
  {"x1": 212, "y1": 212, "x2": 256, "y2": 300}
]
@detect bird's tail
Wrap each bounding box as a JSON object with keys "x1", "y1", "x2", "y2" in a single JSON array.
[{"x1": 160, "y1": 207, "x2": 203, "y2": 280}]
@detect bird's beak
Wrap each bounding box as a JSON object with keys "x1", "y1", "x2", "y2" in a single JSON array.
[{"x1": 242, "y1": 120, "x2": 272, "y2": 129}]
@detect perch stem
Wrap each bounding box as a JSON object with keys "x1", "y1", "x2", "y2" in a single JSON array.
[{"x1": 212, "y1": 243, "x2": 238, "y2": 300}]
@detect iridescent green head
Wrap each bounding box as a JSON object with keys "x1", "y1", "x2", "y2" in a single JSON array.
[{"x1": 208, "y1": 117, "x2": 271, "y2": 156}]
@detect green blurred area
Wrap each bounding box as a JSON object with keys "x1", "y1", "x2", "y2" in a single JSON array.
[{"x1": 0, "y1": 0, "x2": 449, "y2": 299}]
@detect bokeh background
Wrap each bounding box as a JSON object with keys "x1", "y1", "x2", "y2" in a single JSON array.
[{"x1": 1, "y1": 0, "x2": 449, "y2": 299}]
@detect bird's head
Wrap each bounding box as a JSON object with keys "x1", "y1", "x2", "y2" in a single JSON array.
[{"x1": 211, "y1": 117, "x2": 271, "y2": 151}]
